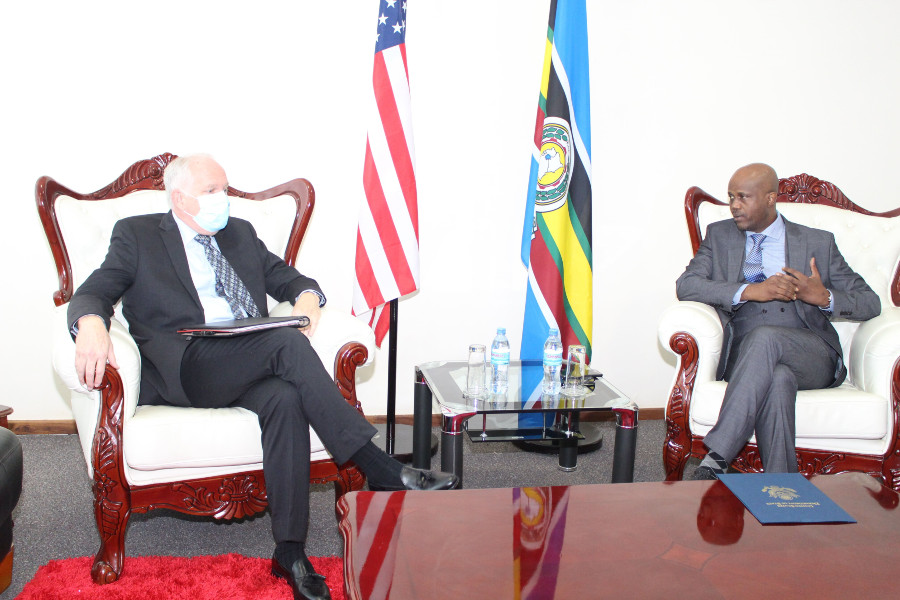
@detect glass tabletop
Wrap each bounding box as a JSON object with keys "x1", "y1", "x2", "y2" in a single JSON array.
[{"x1": 417, "y1": 359, "x2": 635, "y2": 416}]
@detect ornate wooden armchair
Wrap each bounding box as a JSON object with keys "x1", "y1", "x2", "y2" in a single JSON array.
[
  {"x1": 659, "y1": 174, "x2": 900, "y2": 487},
  {"x1": 38, "y1": 153, "x2": 376, "y2": 584}
]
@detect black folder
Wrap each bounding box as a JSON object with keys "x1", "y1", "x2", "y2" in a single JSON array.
[{"x1": 178, "y1": 316, "x2": 310, "y2": 337}]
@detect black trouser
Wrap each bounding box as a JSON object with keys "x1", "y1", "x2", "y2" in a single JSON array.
[{"x1": 180, "y1": 327, "x2": 376, "y2": 544}]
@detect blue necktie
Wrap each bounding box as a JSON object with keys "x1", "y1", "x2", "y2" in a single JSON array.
[
  {"x1": 743, "y1": 233, "x2": 766, "y2": 283},
  {"x1": 195, "y1": 234, "x2": 261, "y2": 319}
]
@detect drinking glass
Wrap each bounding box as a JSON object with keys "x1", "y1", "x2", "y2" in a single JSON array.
[
  {"x1": 563, "y1": 344, "x2": 586, "y2": 396},
  {"x1": 465, "y1": 344, "x2": 487, "y2": 398}
]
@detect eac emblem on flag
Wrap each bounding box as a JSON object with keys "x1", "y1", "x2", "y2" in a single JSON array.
[{"x1": 535, "y1": 116, "x2": 573, "y2": 213}]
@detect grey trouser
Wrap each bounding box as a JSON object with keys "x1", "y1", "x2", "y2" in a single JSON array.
[{"x1": 705, "y1": 325, "x2": 838, "y2": 473}]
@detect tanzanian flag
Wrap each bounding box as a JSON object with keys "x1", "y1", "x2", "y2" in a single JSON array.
[{"x1": 520, "y1": 0, "x2": 592, "y2": 407}]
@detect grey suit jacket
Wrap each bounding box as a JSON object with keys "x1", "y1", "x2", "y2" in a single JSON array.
[
  {"x1": 675, "y1": 216, "x2": 881, "y2": 385},
  {"x1": 68, "y1": 211, "x2": 322, "y2": 407}
]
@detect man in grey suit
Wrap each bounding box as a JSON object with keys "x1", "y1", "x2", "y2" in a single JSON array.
[
  {"x1": 676, "y1": 163, "x2": 881, "y2": 479},
  {"x1": 69, "y1": 154, "x2": 457, "y2": 600}
]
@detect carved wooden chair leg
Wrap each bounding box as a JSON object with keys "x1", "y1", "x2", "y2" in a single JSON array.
[
  {"x1": 91, "y1": 497, "x2": 130, "y2": 584},
  {"x1": 663, "y1": 441, "x2": 690, "y2": 481},
  {"x1": 883, "y1": 464, "x2": 900, "y2": 492}
]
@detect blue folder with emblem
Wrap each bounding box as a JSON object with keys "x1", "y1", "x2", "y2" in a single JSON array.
[{"x1": 717, "y1": 473, "x2": 856, "y2": 524}]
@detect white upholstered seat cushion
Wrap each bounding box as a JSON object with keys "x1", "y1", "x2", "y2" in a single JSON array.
[{"x1": 54, "y1": 302, "x2": 374, "y2": 486}]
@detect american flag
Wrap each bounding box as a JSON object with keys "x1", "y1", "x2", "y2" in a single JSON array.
[{"x1": 353, "y1": 0, "x2": 419, "y2": 346}]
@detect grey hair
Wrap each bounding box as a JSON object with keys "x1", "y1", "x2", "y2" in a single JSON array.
[{"x1": 163, "y1": 154, "x2": 215, "y2": 206}]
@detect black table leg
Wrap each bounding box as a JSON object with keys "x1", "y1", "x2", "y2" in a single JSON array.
[
  {"x1": 413, "y1": 368, "x2": 432, "y2": 469},
  {"x1": 440, "y1": 414, "x2": 471, "y2": 488},
  {"x1": 611, "y1": 407, "x2": 638, "y2": 483},
  {"x1": 441, "y1": 430, "x2": 464, "y2": 488}
]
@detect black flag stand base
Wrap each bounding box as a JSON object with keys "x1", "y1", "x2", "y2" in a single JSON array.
[{"x1": 374, "y1": 298, "x2": 438, "y2": 463}]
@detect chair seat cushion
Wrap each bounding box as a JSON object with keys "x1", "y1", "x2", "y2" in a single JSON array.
[
  {"x1": 124, "y1": 405, "x2": 328, "y2": 471},
  {"x1": 690, "y1": 381, "x2": 889, "y2": 440}
]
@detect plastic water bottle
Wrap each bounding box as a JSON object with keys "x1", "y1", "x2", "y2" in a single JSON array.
[
  {"x1": 542, "y1": 328, "x2": 562, "y2": 394},
  {"x1": 489, "y1": 327, "x2": 510, "y2": 394}
]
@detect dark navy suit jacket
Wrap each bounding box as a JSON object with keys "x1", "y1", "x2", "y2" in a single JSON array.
[{"x1": 68, "y1": 211, "x2": 321, "y2": 407}]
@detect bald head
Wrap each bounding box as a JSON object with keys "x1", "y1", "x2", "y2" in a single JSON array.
[
  {"x1": 727, "y1": 163, "x2": 779, "y2": 232},
  {"x1": 731, "y1": 163, "x2": 778, "y2": 195}
]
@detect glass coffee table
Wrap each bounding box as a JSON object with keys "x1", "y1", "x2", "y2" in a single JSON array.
[{"x1": 411, "y1": 359, "x2": 638, "y2": 487}]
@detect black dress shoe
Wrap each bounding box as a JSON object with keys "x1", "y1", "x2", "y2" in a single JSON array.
[
  {"x1": 369, "y1": 466, "x2": 459, "y2": 491},
  {"x1": 400, "y1": 466, "x2": 459, "y2": 490},
  {"x1": 271, "y1": 555, "x2": 332, "y2": 600}
]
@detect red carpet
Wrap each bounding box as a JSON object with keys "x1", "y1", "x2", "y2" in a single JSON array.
[{"x1": 17, "y1": 554, "x2": 345, "y2": 599}]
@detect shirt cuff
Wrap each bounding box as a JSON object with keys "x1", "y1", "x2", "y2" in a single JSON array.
[
  {"x1": 732, "y1": 284, "x2": 748, "y2": 307},
  {"x1": 820, "y1": 289, "x2": 834, "y2": 313},
  {"x1": 296, "y1": 290, "x2": 326, "y2": 307}
]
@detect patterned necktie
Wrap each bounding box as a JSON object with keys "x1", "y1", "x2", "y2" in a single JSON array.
[
  {"x1": 743, "y1": 233, "x2": 767, "y2": 283},
  {"x1": 194, "y1": 234, "x2": 261, "y2": 319}
]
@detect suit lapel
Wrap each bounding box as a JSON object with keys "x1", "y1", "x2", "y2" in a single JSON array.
[
  {"x1": 783, "y1": 217, "x2": 808, "y2": 274},
  {"x1": 159, "y1": 212, "x2": 204, "y2": 311},
  {"x1": 782, "y1": 217, "x2": 817, "y2": 326},
  {"x1": 724, "y1": 221, "x2": 746, "y2": 282}
]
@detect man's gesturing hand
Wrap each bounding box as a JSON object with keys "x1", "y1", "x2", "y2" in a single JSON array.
[
  {"x1": 74, "y1": 315, "x2": 119, "y2": 390},
  {"x1": 740, "y1": 272, "x2": 799, "y2": 303},
  {"x1": 783, "y1": 257, "x2": 831, "y2": 308}
]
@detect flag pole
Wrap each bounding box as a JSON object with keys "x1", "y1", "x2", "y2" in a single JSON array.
[
  {"x1": 385, "y1": 298, "x2": 399, "y2": 455},
  {"x1": 371, "y1": 297, "x2": 408, "y2": 460},
  {"x1": 374, "y1": 297, "x2": 437, "y2": 462}
]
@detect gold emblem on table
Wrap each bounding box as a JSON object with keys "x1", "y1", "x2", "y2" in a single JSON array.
[{"x1": 762, "y1": 485, "x2": 799, "y2": 501}]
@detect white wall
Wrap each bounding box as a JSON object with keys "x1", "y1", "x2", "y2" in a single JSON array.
[{"x1": 2, "y1": 1, "x2": 898, "y2": 421}]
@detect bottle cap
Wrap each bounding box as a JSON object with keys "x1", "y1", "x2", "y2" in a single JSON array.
[
  {"x1": 497, "y1": 327, "x2": 506, "y2": 334},
  {"x1": 549, "y1": 328, "x2": 559, "y2": 335}
]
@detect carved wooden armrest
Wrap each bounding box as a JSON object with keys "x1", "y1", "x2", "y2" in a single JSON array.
[
  {"x1": 92, "y1": 364, "x2": 127, "y2": 471},
  {"x1": 334, "y1": 342, "x2": 369, "y2": 415},
  {"x1": 658, "y1": 301, "x2": 723, "y2": 391}
]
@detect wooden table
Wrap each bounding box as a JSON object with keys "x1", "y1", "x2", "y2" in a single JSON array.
[{"x1": 338, "y1": 473, "x2": 899, "y2": 599}]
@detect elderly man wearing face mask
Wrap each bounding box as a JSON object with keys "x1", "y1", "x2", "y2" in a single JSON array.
[{"x1": 68, "y1": 154, "x2": 457, "y2": 600}]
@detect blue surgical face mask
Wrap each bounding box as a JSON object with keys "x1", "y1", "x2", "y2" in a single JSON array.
[{"x1": 190, "y1": 190, "x2": 230, "y2": 232}]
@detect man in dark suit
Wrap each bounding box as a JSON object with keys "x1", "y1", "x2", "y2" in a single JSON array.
[
  {"x1": 69, "y1": 154, "x2": 457, "y2": 600},
  {"x1": 676, "y1": 163, "x2": 880, "y2": 479}
]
